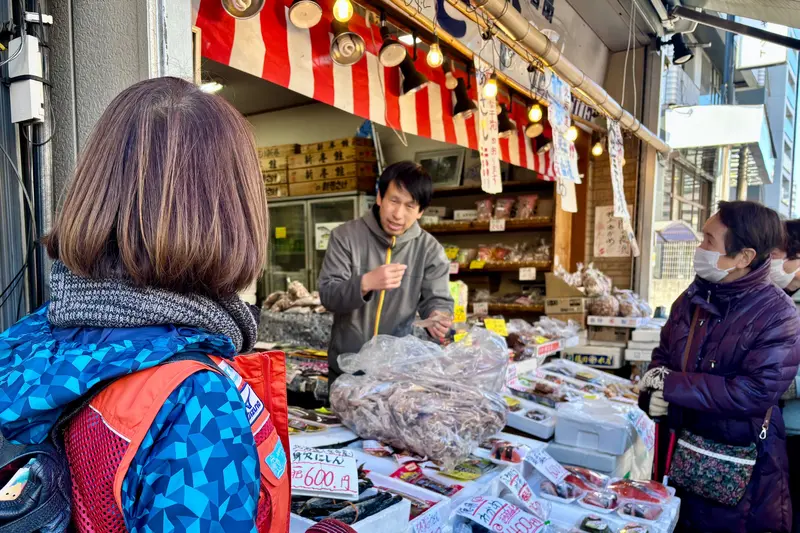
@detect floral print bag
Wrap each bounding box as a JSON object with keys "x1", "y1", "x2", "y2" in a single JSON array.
[{"x1": 666, "y1": 306, "x2": 769, "y2": 506}]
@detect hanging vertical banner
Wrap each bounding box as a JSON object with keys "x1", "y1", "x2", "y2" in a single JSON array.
[
  {"x1": 475, "y1": 58, "x2": 502, "y2": 194},
  {"x1": 607, "y1": 120, "x2": 640, "y2": 257},
  {"x1": 547, "y1": 74, "x2": 579, "y2": 184}
]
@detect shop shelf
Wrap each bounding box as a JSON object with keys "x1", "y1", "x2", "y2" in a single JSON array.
[
  {"x1": 475, "y1": 303, "x2": 545, "y2": 314},
  {"x1": 433, "y1": 179, "x2": 553, "y2": 197},
  {"x1": 451, "y1": 260, "x2": 552, "y2": 274},
  {"x1": 421, "y1": 217, "x2": 553, "y2": 234}
]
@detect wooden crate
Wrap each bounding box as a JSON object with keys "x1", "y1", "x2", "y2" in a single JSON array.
[
  {"x1": 260, "y1": 156, "x2": 288, "y2": 172},
  {"x1": 265, "y1": 184, "x2": 289, "y2": 199},
  {"x1": 289, "y1": 177, "x2": 374, "y2": 197},
  {"x1": 257, "y1": 144, "x2": 298, "y2": 159},
  {"x1": 262, "y1": 170, "x2": 287, "y2": 185},
  {"x1": 299, "y1": 137, "x2": 373, "y2": 155},
  {"x1": 288, "y1": 146, "x2": 376, "y2": 169},
  {"x1": 289, "y1": 162, "x2": 376, "y2": 183}
]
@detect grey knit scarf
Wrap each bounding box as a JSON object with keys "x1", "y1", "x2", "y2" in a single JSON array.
[{"x1": 48, "y1": 261, "x2": 257, "y2": 352}]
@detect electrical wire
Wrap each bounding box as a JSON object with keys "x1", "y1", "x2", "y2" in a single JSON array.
[{"x1": 0, "y1": 0, "x2": 27, "y2": 69}]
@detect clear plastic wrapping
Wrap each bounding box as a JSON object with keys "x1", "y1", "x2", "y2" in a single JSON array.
[
  {"x1": 330, "y1": 328, "x2": 509, "y2": 469},
  {"x1": 515, "y1": 195, "x2": 538, "y2": 219},
  {"x1": 613, "y1": 289, "x2": 652, "y2": 318}
]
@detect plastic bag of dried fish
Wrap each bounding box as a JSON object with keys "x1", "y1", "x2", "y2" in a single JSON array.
[{"x1": 330, "y1": 327, "x2": 508, "y2": 470}]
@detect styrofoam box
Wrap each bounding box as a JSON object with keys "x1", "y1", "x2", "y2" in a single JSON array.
[
  {"x1": 545, "y1": 442, "x2": 633, "y2": 478},
  {"x1": 627, "y1": 340, "x2": 659, "y2": 350},
  {"x1": 587, "y1": 316, "x2": 650, "y2": 328},
  {"x1": 365, "y1": 472, "x2": 451, "y2": 533},
  {"x1": 290, "y1": 488, "x2": 411, "y2": 533},
  {"x1": 625, "y1": 349, "x2": 653, "y2": 362},
  {"x1": 561, "y1": 344, "x2": 624, "y2": 370},
  {"x1": 505, "y1": 399, "x2": 557, "y2": 441},
  {"x1": 554, "y1": 403, "x2": 632, "y2": 455},
  {"x1": 631, "y1": 328, "x2": 662, "y2": 342}
]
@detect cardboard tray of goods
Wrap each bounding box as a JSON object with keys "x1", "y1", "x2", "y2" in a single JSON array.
[
  {"x1": 545, "y1": 274, "x2": 585, "y2": 298},
  {"x1": 289, "y1": 162, "x2": 376, "y2": 183},
  {"x1": 288, "y1": 146, "x2": 377, "y2": 169},
  {"x1": 299, "y1": 136, "x2": 374, "y2": 154},
  {"x1": 289, "y1": 176, "x2": 375, "y2": 197}
]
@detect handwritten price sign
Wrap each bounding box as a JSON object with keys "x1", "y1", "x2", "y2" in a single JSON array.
[
  {"x1": 626, "y1": 407, "x2": 656, "y2": 451},
  {"x1": 499, "y1": 468, "x2": 550, "y2": 520},
  {"x1": 524, "y1": 449, "x2": 568, "y2": 485},
  {"x1": 290, "y1": 445, "x2": 359, "y2": 500},
  {"x1": 456, "y1": 496, "x2": 547, "y2": 533},
  {"x1": 413, "y1": 508, "x2": 444, "y2": 533}
]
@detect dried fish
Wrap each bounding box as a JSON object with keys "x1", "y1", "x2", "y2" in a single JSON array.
[{"x1": 320, "y1": 493, "x2": 402, "y2": 524}]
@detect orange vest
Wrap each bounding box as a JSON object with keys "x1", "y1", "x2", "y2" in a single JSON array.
[{"x1": 64, "y1": 351, "x2": 291, "y2": 533}]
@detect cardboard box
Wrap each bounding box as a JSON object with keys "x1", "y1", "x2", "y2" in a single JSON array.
[
  {"x1": 627, "y1": 340, "x2": 659, "y2": 350},
  {"x1": 562, "y1": 344, "x2": 624, "y2": 369},
  {"x1": 545, "y1": 297, "x2": 587, "y2": 314},
  {"x1": 288, "y1": 146, "x2": 376, "y2": 169},
  {"x1": 625, "y1": 348, "x2": 653, "y2": 362},
  {"x1": 453, "y1": 209, "x2": 478, "y2": 221},
  {"x1": 631, "y1": 328, "x2": 661, "y2": 342},
  {"x1": 545, "y1": 274, "x2": 585, "y2": 298},
  {"x1": 260, "y1": 156, "x2": 288, "y2": 172},
  {"x1": 546, "y1": 312, "x2": 586, "y2": 328},
  {"x1": 258, "y1": 144, "x2": 298, "y2": 159},
  {"x1": 262, "y1": 170, "x2": 287, "y2": 185},
  {"x1": 288, "y1": 177, "x2": 374, "y2": 197},
  {"x1": 299, "y1": 136, "x2": 374, "y2": 154},
  {"x1": 265, "y1": 184, "x2": 289, "y2": 199},
  {"x1": 588, "y1": 326, "x2": 631, "y2": 344},
  {"x1": 587, "y1": 316, "x2": 650, "y2": 328},
  {"x1": 288, "y1": 162, "x2": 376, "y2": 183}
]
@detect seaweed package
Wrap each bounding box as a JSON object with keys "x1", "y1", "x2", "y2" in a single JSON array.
[{"x1": 330, "y1": 327, "x2": 509, "y2": 470}]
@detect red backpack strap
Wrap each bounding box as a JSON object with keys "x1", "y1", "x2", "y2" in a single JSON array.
[{"x1": 89, "y1": 360, "x2": 221, "y2": 512}]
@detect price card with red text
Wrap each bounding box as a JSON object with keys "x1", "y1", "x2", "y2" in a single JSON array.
[
  {"x1": 455, "y1": 495, "x2": 547, "y2": 533},
  {"x1": 449, "y1": 262, "x2": 460, "y2": 274},
  {"x1": 490, "y1": 218, "x2": 506, "y2": 232},
  {"x1": 473, "y1": 302, "x2": 489, "y2": 316},
  {"x1": 413, "y1": 508, "x2": 444, "y2": 533},
  {"x1": 290, "y1": 445, "x2": 359, "y2": 500},
  {"x1": 525, "y1": 449, "x2": 568, "y2": 485},
  {"x1": 519, "y1": 267, "x2": 537, "y2": 281},
  {"x1": 498, "y1": 468, "x2": 550, "y2": 521}
]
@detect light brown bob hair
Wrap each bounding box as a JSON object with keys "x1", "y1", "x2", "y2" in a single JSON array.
[{"x1": 45, "y1": 76, "x2": 268, "y2": 299}]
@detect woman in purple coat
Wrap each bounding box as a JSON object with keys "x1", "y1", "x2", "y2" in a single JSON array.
[{"x1": 639, "y1": 201, "x2": 800, "y2": 533}]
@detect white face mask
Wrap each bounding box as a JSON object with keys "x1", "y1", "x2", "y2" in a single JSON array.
[
  {"x1": 770, "y1": 258, "x2": 800, "y2": 288},
  {"x1": 694, "y1": 247, "x2": 734, "y2": 283}
]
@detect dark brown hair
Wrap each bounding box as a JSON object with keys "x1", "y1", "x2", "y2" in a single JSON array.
[
  {"x1": 717, "y1": 201, "x2": 785, "y2": 269},
  {"x1": 45, "y1": 77, "x2": 268, "y2": 299}
]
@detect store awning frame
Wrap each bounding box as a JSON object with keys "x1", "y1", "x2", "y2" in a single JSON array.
[{"x1": 679, "y1": 0, "x2": 800, "y2": 32}]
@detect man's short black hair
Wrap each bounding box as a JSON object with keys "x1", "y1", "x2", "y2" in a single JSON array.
[
  {"x1": 378, "y1": 161, "x2": 433, "y2": 211},
  {"x1": 717, "y1": 201, "x2": 786, "y2": 269},
  {"x1": 785, "y1": 219, "x2": 800, "y2": 260}
]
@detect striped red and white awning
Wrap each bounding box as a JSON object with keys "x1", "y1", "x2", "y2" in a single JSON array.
[{"x1": 194, "y1": 0, "x2": 556, "y2": 179}]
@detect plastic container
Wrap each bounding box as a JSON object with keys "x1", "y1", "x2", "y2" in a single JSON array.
[
  {"x1": 506, "y1": 400, "x2": 557, "y2": 441},
  {"x1": 538, "y1": 479, "x2": 585, "y2": 504},
  {"x1": 577, "y1": 491, "x2": 620, "y2": 514},
  {"x1": 617, "y1": 501, "x2": 665, "y2": 524},
  {"x1": 366, "y1": 472, "x2": 452, "y2": 533},
  {"x1": 546, "y1": 442, "x2": 633, "y2": 478},
  {"x1": 555, "y1": 401, "x2": 633, "y2": 456}
]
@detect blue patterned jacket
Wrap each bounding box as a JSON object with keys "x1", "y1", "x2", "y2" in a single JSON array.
[{"x1": 0, "y1": 306, "x2": 260, "y2": 533}]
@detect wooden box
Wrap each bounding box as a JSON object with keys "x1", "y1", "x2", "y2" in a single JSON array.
[
  {"x1": 289, "y1": 162, "x2": 376, "y2": 183},
  {"x1": 289, "y1": 177, "x2": 374, "y2": 197},
  {"x1": 258, "y1": 144, "x2": 298, "y2": 159},
  {"x1": 262, "y1": 170, "x2": 287, "y2": 185},
  {"x1": 299, "y1": 137, "x2": 374, "y2": 155},
  {"x1": 265, "y1": 184, "x2": 289, "y2": 199},
  {"x1": 260, "y1": 156, "x2": 288, "y2": 172},
  {"x1": 288, "y1": 146, "x2": 376, "y2": 169}
]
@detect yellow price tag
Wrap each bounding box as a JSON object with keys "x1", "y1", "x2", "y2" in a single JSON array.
[
  {"x1": 454, "y1": 332, "x2": 468, "y2": 343},
  {"x1": 275, "y1": 227, "x2": 287, "y2": 239},
  {"x1": 454, "y1": 305, "x2": 467, "y2": 323},
  {"x1": 469, "y1": 260, "x2": 486, "y2": 270},
  {"x1": 484, "y1": 318, "x2": 508, "y2": 336}
]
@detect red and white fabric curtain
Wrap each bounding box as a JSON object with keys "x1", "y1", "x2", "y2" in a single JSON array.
[{"x1": 194, "y1": 0, "x2": 556, "y2": 179}]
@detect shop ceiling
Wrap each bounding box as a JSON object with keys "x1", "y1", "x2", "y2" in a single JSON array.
[
  {"x1": 566, "y1": 0, "x2": 661, "y2": 53},
  {"x1": 679, "y1": 0, "x2": 800, "y2": 29}
]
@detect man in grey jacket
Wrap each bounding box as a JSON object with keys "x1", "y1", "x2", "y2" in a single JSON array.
[{"x1": 319, "y1": 161, "x2": 454, "y2": 381}]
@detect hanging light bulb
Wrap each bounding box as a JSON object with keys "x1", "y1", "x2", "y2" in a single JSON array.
[
  {"x1": 332, "y1": 0, "x2": 353, "y2": 23},
  {"x1": 528, "y1": 104, "x2": 543, "y2": 123},
  {"x1": 427, "y1": 39, "x2": 444, "y2": 68},
  {"x1": 565, "y1": 125, "x2": 578, "y2": 142},
  {"x1": 444, "y1": 59, "x2": 458, "y2": 90},
  {"x1": 288, "y1": 0, "x2": 322, "y2": 28},
  {"x1": 525, "y1": 123, "x2": 544, "y2": 138},
  {"x1": 592, "y1": 141, "x2": 604, "y2": 157},
  {"x1": 497, "y1": 105, "x2": 516, "y2": 139},
  {"x1": 330, "y1": 20, "x2": 365, "y2": 66},
  {"x1": 483, "y1": 74, "x2": 498, "y2": 99},
  {"x1": 378, "y1": 26, "x2": 406, "y2": 67}
]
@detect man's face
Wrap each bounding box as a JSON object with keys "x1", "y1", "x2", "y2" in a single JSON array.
[
  {"x1": 376, "y1": 180, "x2": 423, "y2": 237},
  {"x1": 700, "y1": 214, "x2": 754, "y2": 271}
]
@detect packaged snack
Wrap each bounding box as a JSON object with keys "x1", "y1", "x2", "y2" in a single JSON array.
[
  {"x1": 362, "y1": 440, "x2": 394, "y2": 457},
  {"x1": 444, "y1": 245, "x2": 460, "y2": 262},
  {"x1": 457, "y1": 248, "x2": 477, "y2": 265},
  {"x1": 504, "y1": 396, "x2": 523, "y2": 412},
  {"x1": 474, "y1": 289, "x2": 492, "y2": 303},
  {"x1": 618, "y1": 524, "x2": 649, "y2": 533},
  {"x1": 524, "y1": 409, "x2": 552, "y2": 422},
  {"x1": 582, "y1": 264, "x2": 613, "y2": 297},
  {"x1": 589, "y1": 295, "x2": 620, "y2": 317},
  {"x1": 539, "y1": 480, "x2": 584, "y2": 503},
  {"x1": 393, "y1": 450, "x2": 427, "y2": 465},
  {"x1": 477, "y1": 246, "x2": 494, "y2": 262},
  {"x1": 580, "y1": 515, "x2": 611, "y2": 532},
  {"x1": 439, "y1": 457, "x2": 497, "y2": 481},
  {"x1": 607, "y1": 480, "x2": 669, "y2": 504},
  {"x1": 515, "y1": 195, "x2": 538, "y2": 219},
  {"x1": 476, "y1": 199, "x2": 494, "y2": 222},
  {"x1": 565, "y1": 466, "x2": 609, "y2": 491},
  {"x1": 494, "y1": 198, "x2": 515, "y2": 219},
  {"x1": 489, "y1": 441, "x2": 530, "y2": 464},
  {"x1": 618, "y1": 502, "x2": 664, "y2": 522},
  {"x1": 377, "y1": 486, "x2": 437, "y2": 520},
  {"x1": 479, "y1": 437, "x2": 509, "y2": 450},
  {"x1": 289, "y1": 419, "x2": 325, "y2": 433},
  {"x1": 578, "y1": 491, "x2": 619, "y2": 513},
  {"x1": 288, "y1": 406, "x2": 340, "y2": 426},
  {"x1": 390, "y1": 463, "x2": 463, "y2": 497},
  {"x1": 493, "y1": 246, "x2": 511, "y2": 262}
]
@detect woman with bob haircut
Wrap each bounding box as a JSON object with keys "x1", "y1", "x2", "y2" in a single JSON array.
[{"x1": 0, "y1": 77, "x2": 354, "y2": 533}]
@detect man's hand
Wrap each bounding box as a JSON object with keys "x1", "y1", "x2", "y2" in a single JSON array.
[
  {"x1": 361, "y1": 264, "x2": 407, "y2": 296},
  {"x1": 426, "y1": 310, "x2": 453, "y2": 341}
]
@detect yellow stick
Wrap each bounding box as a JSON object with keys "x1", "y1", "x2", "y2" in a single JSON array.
[{"x1": 373, "y1": 236, "x2": 397, "y2": 337}]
